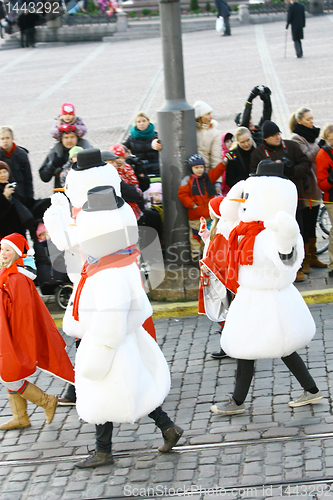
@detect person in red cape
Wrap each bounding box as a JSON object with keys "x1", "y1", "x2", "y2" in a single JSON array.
[
  {"x1": 0, "y1": 233, "x2": 74, "y2": 431},
  {"x1": 198, "y1": 196, "x2": 231, "y2": 360}
]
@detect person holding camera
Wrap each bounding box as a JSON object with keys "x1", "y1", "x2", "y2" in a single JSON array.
[
  {"x1": 235, "y1": 85, "x2": 272, "y2": 146},
  {"x1": 0, "y1": 161, "x2": 28, "y2": 239},
  {"x1": 250, "y1": 120, "x2": 312, "y2": 281}
]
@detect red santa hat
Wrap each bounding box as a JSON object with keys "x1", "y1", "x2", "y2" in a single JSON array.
[
  {"x1": 61, "y1": 103, "x2": 75, "y2": 116},
  {"x1": 110, "y1": 144, "x2": 126, "y2": 157},
  {"x1": 209, "y1": 196, "x2": 224, "y2": 219},
  {"x1": 1, "y1": 233, "x2": 34, "y2": 258}
]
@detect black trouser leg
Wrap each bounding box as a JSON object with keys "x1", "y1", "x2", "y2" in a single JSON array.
[
  {"x1": 95, "y1": 421, "x2": 113, "y2": 453},
  {"x1": 223, "y1": 15, "x2": 231, "y2": 35},
  {"x1": 232, "y1": 359, "x2": 255, "y2": 404},
  {"x1": 148, "y1": 406, "x2": 173, "y2": 433},
  {"x1": 303, "y1": 205, "x2": 320, "y2": 240},
  {"x1": 294, "y1": 39, "x2": 302, "y2": 57},
  {"x1": 281, "y1": 351, "x2": 318, "y2": 392}
]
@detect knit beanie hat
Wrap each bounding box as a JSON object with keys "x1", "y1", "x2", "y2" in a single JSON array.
[
  {"x1": 110, "y1": 144, "x2": 126, "y2": 157},
  {"x1": 1, "y1": 233, "x2": 34, "y2": 257},
  {"x1": 0, "y1": 161, "x2": 10, "y2": 173},
  {"x1": 188, "y1": 153, "x2": 205, "y2": 168},
  {"x1": 61, "y1": 103, "x2": 75, "y2": 116},
  {"x1": 262, "y1": 120, "x2": 281, "y2": 139},
  {"x1": 209, "y1": 196, "x2": 224, "y2": 219},
  {"x1": 69, "y1": 146, "x2": 83, "y2": 161},
  {"x1": 193, "y1": 101, "x2": 213, "y2": 120}
]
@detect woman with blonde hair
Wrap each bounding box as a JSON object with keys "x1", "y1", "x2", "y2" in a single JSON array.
[
  {"x1": 225, "y1": 127, "x2": 256, "y2": 189},
  {"x1": 123, "y1": 111, "x2": 162, "y2": 179},
  {"x1": 290, "y1": 107, "x2": 326, "y2": 272}
]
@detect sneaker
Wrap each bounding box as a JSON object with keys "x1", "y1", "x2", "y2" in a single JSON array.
[
  {"x1": 211, "y1": 397, "x2": 245, "y2": 415},
  {"x1": 211, "y1": 349, "x2": 229, "y2": 360},
  {"x1": 288, "y1": 390, "x2": 323, "y2": 408},
  {"x1": 58, "y1": 397, "x2": 76, "y2": 406}
]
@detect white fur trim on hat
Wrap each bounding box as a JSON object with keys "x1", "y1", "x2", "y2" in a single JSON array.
[
  {"x1": 193, "y1": 100, "x2": 213, "y2": 120},
  {"x1": 1, "y1": 239, "x2": 22, "y2": 257}
]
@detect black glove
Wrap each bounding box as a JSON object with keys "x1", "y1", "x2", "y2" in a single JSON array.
[
  {"x1": 52, "y1": 156, "x2": 64, "y2": 169},
  {"x1": 327, "y1": 167, "x2": 333, "y2": 185},
  {"x1": 260, "y1": 86, "x2": 272, "y2": 101},
  {"x1": 281, "y1": 156, "x2": 295, "y2": 177},
  {"x1": 247, "y1": 86, "x2": 261, "y2": 102}
]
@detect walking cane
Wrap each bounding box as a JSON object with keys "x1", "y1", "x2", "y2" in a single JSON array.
[{"x1": 284, "y1": 28, "x2": 288, "y2": 59}]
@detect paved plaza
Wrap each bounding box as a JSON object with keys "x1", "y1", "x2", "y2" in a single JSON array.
[{"x1": 1, "y1": 14, "x2": 333, "y2": 500}]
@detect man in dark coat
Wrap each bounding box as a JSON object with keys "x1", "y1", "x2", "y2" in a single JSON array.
[
  {"x1": 214, "y1": 0, "x2": 231, "y2": 36},
  {"x1": 286, "y1": 0, "x2": 306, "y2": 58}
]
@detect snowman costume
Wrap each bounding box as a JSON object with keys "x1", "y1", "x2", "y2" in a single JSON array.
[{"x1": 211, "y1": 160, "x2": 323, "y2": 415}]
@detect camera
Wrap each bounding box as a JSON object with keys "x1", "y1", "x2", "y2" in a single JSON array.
[
  {"x1": 8, "y1": 182, "x2": 17, "y2": 188},
  {"x1": 280, "y1": 156, "x2": 294, "y2": 170}
]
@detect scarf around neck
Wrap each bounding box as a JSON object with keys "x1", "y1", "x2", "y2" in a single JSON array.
[
  {"x1": 191, "y1": 173, "x2": 215, "y2": 197},
  {"x1": 1, "y1": 143, "x2": 17, "y2": 158},
  {"x1": 226, "y1": 220, "x2": 265, "y2": 293},
  {"x1": 130, "y1": 123, "x2": 155, "y2": 141},
  {"x1": 293, "y1": 123, "x2": 320, "y2": 144}
]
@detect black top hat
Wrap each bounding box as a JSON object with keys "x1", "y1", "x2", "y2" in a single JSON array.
[
  {"x1": 72, "y1": 148, "x2": 107, "y2": 171},
  {"x1": 250, "y1": 159, "x2": 287, "y2": 179},
  {"x1": 82, "y1": 185, "x2": 125, "y2": 212}
]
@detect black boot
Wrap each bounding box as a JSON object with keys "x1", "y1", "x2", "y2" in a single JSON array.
[
  {"x1": 75, "y1": 451, "x2": 114, "y2": 468},
  {"x1": 211, "y1": 348, "x2": 229, "y2": 360},
  {"x1": 148, "y1": 406, "x2": 184, "y2": 452}
]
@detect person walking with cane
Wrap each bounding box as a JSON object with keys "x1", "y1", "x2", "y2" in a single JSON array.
[{"x1": 286, "y1": 0, "x2": 306, "y2": 59}]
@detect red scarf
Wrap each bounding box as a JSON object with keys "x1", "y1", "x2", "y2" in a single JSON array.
[
  {"x1": 226, "y1": 221, "x2": 265, "y2": 293},
  {"x1": 72, "y1": 249, "x2": 140, "y2": 321},
  {"x1": 1, "y1": 143, "x2": 17, "y2": 158},
  {"x1": 0, "y1": 258, "x2": 24, "y2": 289}
]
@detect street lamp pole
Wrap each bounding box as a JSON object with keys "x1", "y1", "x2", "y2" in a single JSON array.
[{"x1": 157, "y1": 0, "x2": 197, "y2": 266}]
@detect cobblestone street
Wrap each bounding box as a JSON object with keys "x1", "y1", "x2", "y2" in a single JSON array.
[{"x1": 1, "y1": 14, "x2": 333, "y2": 500}]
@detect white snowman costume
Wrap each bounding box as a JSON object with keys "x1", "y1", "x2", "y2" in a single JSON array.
[
  {"x1": 219, "y1": 172, "x2": 315, "y2": 360},
  {"x1": 210, "y1": 161, "x2": 322, "y2": 415},
  {"x1": 73, "y1": 186, "x2": 171, "y2": 424}
]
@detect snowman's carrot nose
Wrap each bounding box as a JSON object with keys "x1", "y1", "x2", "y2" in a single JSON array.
[
  {"x1": 53, "y1": 188, "x2": 65, "y2": 192},
  {"x1": 230, "y1": 198, "x2": 245, "y2": 203}
]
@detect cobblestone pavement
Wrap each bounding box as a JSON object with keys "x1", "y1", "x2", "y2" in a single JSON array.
[
  {"x1": 1, "y1": 15, "x2": 333, "y2": 500},
  {"x1": 0, "y1": 305, "x2": 333, "y2": 499}
]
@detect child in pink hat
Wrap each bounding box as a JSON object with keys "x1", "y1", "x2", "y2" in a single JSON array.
[{"x1": 50, "y1": 103, "x2": 87, "y2": 141}]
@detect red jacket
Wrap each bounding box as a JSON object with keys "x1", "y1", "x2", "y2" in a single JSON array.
[
  {"x1": 316, "y1": 147, "x2": 333, "y2": 203},
  {"x1": 178, "y1": 163, "x2": 225, "y2": 220}
]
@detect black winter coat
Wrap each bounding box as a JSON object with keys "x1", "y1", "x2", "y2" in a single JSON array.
[
  {"x1": 225, "y1": 146, "x2": 255, "y2": 189},
  {"x1": 250, "y1": 139, "x2": 312, "y2": 209},
  {"x1": 0, "y1": 183, "x2": 27, "y2": 238},
  {"x1": 39, "y1": 138, "x2": 92, "y2": 189},
  {"x1": 0, "y1": 146, "x2": 34, "y2": 207},
  {"x1": 214, "y1": 0, "x2": 231, "y2": 17},
  {"x1": 123, "y1": 132, "x2": 160, "y2": 177},
  {"x1": 287, "y1": 2, "x2": 305, "y2": 41}
]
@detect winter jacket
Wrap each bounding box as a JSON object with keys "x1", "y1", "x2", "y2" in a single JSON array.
[
  {"x1": 123, "y1": 132, "x2": 160, "y2": 177},
  {"x1": 39, "y1": 138, "x2": 92, "y2": 189},
  {"x1": 250, "y1": 139, "x2": 312, "y2": 209},
  {"x1": 316, "y1": 147, "x2": 333, "y2": 203},
  {"x1": 50, "y1": 116, "x2": 87, "y2": 141},
  {"x1": 0, "y1": 145, "x2": 34, "y2": 206},
  {"x1": 214, "y1": 0, "x2": 231, "y2": 18},
  {"x1": 0, "y1": 183, "x2": 26, "y2": 238},
  {"x1": 196, "y1": 119, "x2": 222, "y2": 170},
  {"x1": 286, "y1": 1, "x2": 305, "y2": 41},
  {"x1": 290, "y1": 133, "x2": 322, "y2": 206},
  {"x1": 225, "y1": 145, "x2": 255, "y2": 189},
  {"x1": 178, "y1": 163, "x2": 225, "y2": 220}
]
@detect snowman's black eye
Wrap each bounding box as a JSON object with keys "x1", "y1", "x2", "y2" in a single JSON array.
[{"x1": 244, "y1": 193, "x2": 249, "y2": 200}]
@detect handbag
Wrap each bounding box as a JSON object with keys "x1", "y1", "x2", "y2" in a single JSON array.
[
  {"x1": 215, "y1": 16, "x2": 225, "y2": 34},
  {"x1": 202, "y1": 270, "x2": 230, "y2": 322}
]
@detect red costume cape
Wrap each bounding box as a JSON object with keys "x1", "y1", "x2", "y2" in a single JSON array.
[{"x1": 0, "y1": 270, "x2": 75, "y2": 384}]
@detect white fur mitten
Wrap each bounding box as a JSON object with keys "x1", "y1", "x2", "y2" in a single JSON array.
[
  {"x1": 264, "y1": 211, "x2": 300, "y2": 255},
  {"x1": 44, "y1": 193, "x2": 74, "y2": 251}
]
